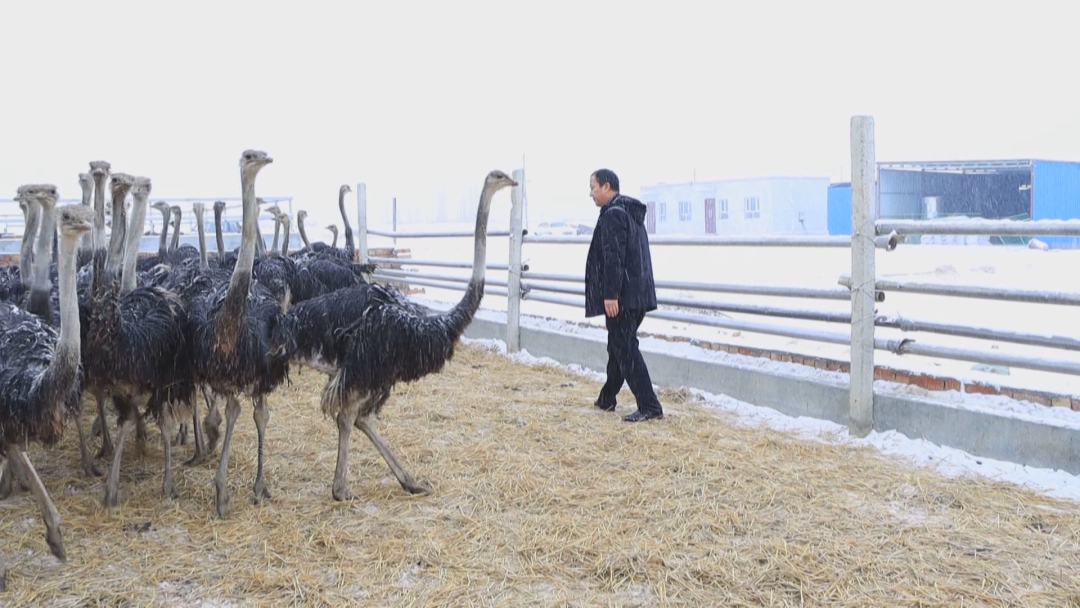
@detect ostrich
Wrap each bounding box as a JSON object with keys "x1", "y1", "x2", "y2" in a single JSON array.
[
  {"x1": 0, "y1": 193, "x2": 94, "y2": 575},
  {"x1": 212, "y1": 201, "x2": 230, "y2": 267},
  {"x1": 283, "y1": 169, "x2": 516, "y2": 500},
  {"x1": 86, "y1": 176, "x2": 193, "y2": 505},
  {"x1": 294, "y1": 210, "x2": 330, "y2": 255},
  {"x1": 190, "y1": 149, "x2": 290, "y2": 517},
  {"x1": 326, "y1": 225, "x2": 339, "y2": 249},
  {"x1": 135, "y1": 201, "x2": 174, "y2": 271}
]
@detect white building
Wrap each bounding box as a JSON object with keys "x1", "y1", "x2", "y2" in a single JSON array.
[{"x1": 638, "y1": 176, "x2": 830, "y2": 236}]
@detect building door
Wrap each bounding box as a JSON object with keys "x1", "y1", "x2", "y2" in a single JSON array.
[
  {"x1": 704, "y1": 198, "x2": 716, "y2": 234},
  {"x1": 646, "y1": 201, "x2": 656, "y2": 234}
]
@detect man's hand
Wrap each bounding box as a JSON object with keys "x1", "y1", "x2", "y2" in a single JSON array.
[{"x1": 604, "y1": 299, "x2": 619, "y2": 317}]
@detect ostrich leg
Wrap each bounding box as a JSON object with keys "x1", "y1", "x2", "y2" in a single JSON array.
[
  {"x1": 11, "y1": 450, "x2": 65, "y2": 561},
  {"x1": 202, "y1": 389, "x2": 222, "y2": 456},
  {"x1": 94, "y1": 391, "x2": 114, "y2": 459},
  {"x1": 355, "y1": 414, "x2": 432, "y2": 496},
  {"x1": 252, "y1": 395, "x2": 272, "y2": 504},
  {"x1": 160, "y1": 407, "x2": 179, "y2": 499},
  {"x1": 74, "y1": 415, "x2": 103, "y2": 477},
  {"x1": 184, "y1": 386, "x2": 211, "y2": 466},
  {"x1": 0, "y1": 454, "x2": 31, "y2": 500},
  {"x1": 104, "y1": 418, "x2": 135, "y2": 509},
  {"x1": 214, "y1": 394, "x2": 242, "y2": 518},
  {"x1": 330, "y1": 401, "x2": 360, "y2": 501}
]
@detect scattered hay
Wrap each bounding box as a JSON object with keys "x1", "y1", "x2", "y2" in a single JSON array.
[{"x1": 2, "y1": 343, "x2": 1080, "y2": 606}]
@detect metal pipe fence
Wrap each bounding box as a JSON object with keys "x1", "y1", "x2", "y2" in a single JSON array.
[{"x1": 353, "y1": 115, "x2": 1080, "y2": 437}]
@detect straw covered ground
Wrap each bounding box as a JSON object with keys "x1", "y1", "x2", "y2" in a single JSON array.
[{"x1": 2, "y1": 342, "x2": 1080, "y2": 606}]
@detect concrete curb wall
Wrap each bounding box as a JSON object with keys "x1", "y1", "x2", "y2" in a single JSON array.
[{"x1": 462, "y1": 317, "x2": 1080, "y2": 476}]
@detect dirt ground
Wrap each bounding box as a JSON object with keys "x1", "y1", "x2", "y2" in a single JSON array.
[{"x1": 2, "y1": 342, "x2": 1079, "y2": 607}]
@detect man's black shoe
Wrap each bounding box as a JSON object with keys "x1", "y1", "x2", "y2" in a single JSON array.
[
  {"x1": 594, "y1": 400, "x2": 616, "y2": 412},
  {"x1": 623, "y1": 410, "x2": 663, "y2": 422}
]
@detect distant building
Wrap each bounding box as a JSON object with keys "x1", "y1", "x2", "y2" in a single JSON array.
[
  {"x1": 827, "y1": 159, "x2": 1080, "y2": 248},
  {"x1": 638, "y1": 177, "x2": 830, "y2": 236}
]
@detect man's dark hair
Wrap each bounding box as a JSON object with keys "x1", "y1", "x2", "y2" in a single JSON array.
[{"x1": 592, "y1": 169, "x2": 620, "y2": 193}]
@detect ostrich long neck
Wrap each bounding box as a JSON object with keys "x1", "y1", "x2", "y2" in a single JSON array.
[
  {"x1": 270, "y1": 215, "x2": 281, "y2": 256},
  {"x1": 214, "y1": 206, "x2": 226, "y2": 261},
  {"x1": 31, "y1": 200, "x2": 57, "y2": 297},
  {"x1": 338, "y1": 188, "x2": 354, "y2": 258},
  {"x1": 194, "y1": 207, "x2": 208, "y2": 270},
  {"x1": 105, "y1": 189, "x2": 127, "y2": 275},
  {"x1": 19, "y1": 201, "x2": 39, "y2": 285},
  {"x1": 297, "y1": 215, "x2": 311, "y2": 250},
  {"x1": 121, "y1": 187, "x2": 150, "y2": 295},
  {"x1": 44, "y1": 224, "x2": 82, "y2": 394},
  {"x1": 229, "y1": 169, "x2": 261, "y2": 294},
  {"x1": 330, "y1": 229, "x2": 337, "y2": 249},
  {"x1": 92, "y1": 173, "x2": 107, "y2": 252},
  {"x1": 443, "y1": 183, "x2": 496, "y2": 331},
  {"x1": 280, "y1": 216, "x2": 291, "y2": 257},
  {"x1": 79, "y1": 180, "x2": 93, "y2": 254},
  {"x1": 156, "y1": 207, "x2": 170, "y2": 257},
  {"x1": 170, "y1": 210, "x2": 181, "y2": 251}
]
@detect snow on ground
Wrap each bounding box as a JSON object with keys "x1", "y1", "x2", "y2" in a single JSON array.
[
  {"x1": 458, "y1": 333, "x2": 1080, "y2": 505},
  {"x1": 371, "y1": 225, "x2": 1080, "y2": 398}
]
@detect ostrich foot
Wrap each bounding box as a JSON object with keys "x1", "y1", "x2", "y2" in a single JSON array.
[
  {"x1": 331, "y1": 482, "x2": 353, "y2": 502},
  {"x1": 215, "y1": 477, "x2": 231, "y2": 518},
  {"x1": 184, "y1": 450, "x2": 209, "y2": 468},
  {"x1": 252, "y1": 480, "x2": 271, "y2": 505},
  {"x1": 401, "y1": 479, "x2": 433, "y2": 496},
  {"x1": 90, "y1": 414, "x2": 103, "y2": 438},
  {"x1": 163, "y1": 477, "x2": 178, "y2": 501}
]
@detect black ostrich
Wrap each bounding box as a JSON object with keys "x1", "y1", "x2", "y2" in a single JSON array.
[
  {"x1": 283, "y1": 169, "x2": 516, "y2": 500},
  {"x1": 189, "y1": 149, "x2": 291, "y2": 518},
  {"x1": 85, "y1": 176, "x2": 194, "y2": 506},
  {"x1": 0, "y1": 194, "x2": 94, "y2": 582}
]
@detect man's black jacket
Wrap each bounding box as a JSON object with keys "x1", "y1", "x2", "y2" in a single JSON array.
[{"x1": 584, "y1": 194, "x2": 658, "y2": 318}]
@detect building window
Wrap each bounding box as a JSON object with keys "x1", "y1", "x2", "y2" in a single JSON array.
[
  {"x1": 744, "y1": 196, "x2": 760, "y2": 219},
  {"x1": 679, "y1": 201, "x2": 691, "y2": 221},
  {"x1": 659, "y1": 202, "x2": 667, "y2": 222},
  {"x1": 719, "y1": 199, "x2": 729, "y2": 220}
]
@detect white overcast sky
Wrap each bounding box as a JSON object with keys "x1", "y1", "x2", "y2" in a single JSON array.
[{"x1": 1, "y1": 0, "x2": 1077, "y2": 229}]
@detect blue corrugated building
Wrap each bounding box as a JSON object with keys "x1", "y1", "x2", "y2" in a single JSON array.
[
  {"x1": 826, "y1": 182, "x2": 852, "y2": 236},
  {"x1": 828, "y1": 159, "x2": 1080, "y2": 248}
]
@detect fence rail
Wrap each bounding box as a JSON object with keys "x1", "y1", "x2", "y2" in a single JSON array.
[{"x1": 354, "y1": 115, "x2": 1080, "y2": 439}]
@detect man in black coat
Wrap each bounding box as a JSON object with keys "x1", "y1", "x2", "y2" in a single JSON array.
[{"x1": 585, "y1": 168, "x2": 664, "y2": 422}]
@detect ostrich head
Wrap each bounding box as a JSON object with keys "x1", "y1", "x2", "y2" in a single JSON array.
[
  {"x1": 241, "y1": 149, "x2": 273, "y2": 176},
  {"x1": 326, "y1": 224, "x2": 338, "y2": 236},
  {"x1": 151, "y1": 201, "x2": 170, "y2": 215},
  {"x1": 213, "y1": 200, "x2": 227, "y2": 214},
  {"x1": 264, "y1": 204, "x2": 282, "y2": 219},
  {"x1": 485, "y1": 170, "x2": 519, "y2": 191},
  {"x1": 132, "y1": 177, "x2": 152, "y2": 201},
  {"x1": 193, "y1": 202, "x2": 205, "y2": 215},
  {"x1": 89, "y1": 160, "x2": 111, "y2": 179},
  {"x1": 58, "y1": 202, "x2": 95, "y2": 236},
  {"x1": 110, "y1": 173, "x2": 136, "y2": 195},
  {"x1": 78, "y1": 173, "x2": 92, "y2": 201},
  {"x1": 339, "y1": 184, "x2": 352, "y2": 195},
  {"x1": 296, "y1": 210, "x2": 308, "y2": 222}
]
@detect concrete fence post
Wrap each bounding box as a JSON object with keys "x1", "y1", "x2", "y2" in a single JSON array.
[
  {"x1": 356, "y1": 182, "x2": 368, "y2": 264},
  {"x1": 506, "y1": 168, "x2": 526, "y2": 352},
  {"x1": 849, "y1": 116, "x2": 877, "y2": 437}
]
